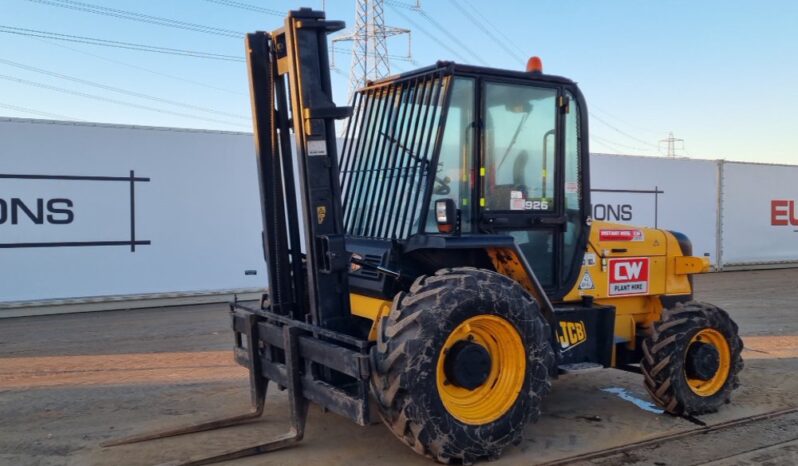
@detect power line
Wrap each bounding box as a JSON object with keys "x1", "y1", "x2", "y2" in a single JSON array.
[
  {"x1": 0, "y1": 101, "x2": 83, "y2": 121},
  {"x1": 201, "y1": 0, "x2": 283, "y2": 16},
  {"x1": 385, "y1": 0, "x2": 417, "y2": 8},
  {"x1": 387, "y1": 4, "x2": 470, "y2": 64},
  {"x1": 0, "y1": 58, "x2": 249, "y2": 120},
  {"x1": 590, "y1": 137, "x2": 648, "y2": 156},
  {"x1": 24, "y1": 0, "x2": 243, "y2": 38},
  {"x1": 390, "y1": 60, "x2": 409, "y2": 73},
  {"x1": 462, "y1": 0, "x2": 526, "y2": 57},
  {"x1": 446, "y1": 0, "x2": 524, "y2": 63},
  {"x1": 589, "y1": 111, "x2": 659, "y2": 149},
  {"x1": 414, "y1": 6, "x2": 486, "y2": 65},
  {"x1": 591, "y1": 134, "x2": 655, "y2": 153},
  {"x1": 590, "y1": 138, "x2": 625, "y2": 154},
  {"x1": 37, "y1": 38, "x2": 246, "y2": 96},
  {"x1": 0, "y1": 25, "x2": 245, "y2": 62},
  {"x1": 0, "y1": 73, "x2": 250, "y2": 128},
  {"x1": 330, "y1": 46, "x2": 413, "y2": 63},
  {"x1": 590, "y1": 104, "x2": 661, "y2": 136}
]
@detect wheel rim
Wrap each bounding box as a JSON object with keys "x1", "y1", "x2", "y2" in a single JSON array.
[
  {"x1": 436, "y1": 315, "x2": 526, "y2": 425},
  {"x1": 685, "y1": 328, "x2": 731, "y2": 396}
]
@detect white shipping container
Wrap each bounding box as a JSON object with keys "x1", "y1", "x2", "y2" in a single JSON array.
[
  {"x1": 719, "y1": 162, "x2": 798, "y2": 266},
  {"x1": 589, "y1": 154, "x2": 719, "y2": 264},
  {"x1": 2, "y1": 118, "x2": 796, "y2": 313},
  {"x1": 0, "y1": 118, "x2": 266, "y2": 304}
]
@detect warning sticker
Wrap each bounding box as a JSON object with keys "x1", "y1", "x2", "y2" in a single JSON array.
[
  {"x1": 583, "y1": 252, "x2": 597, "y2": 267},
  {"x1": 599, "y1": 229, "x2": 644, "y2": 242},
  {"x1": 608, "y1": 257, "x2": 649, "y2": 296},
  {"x1": 307, "y1": 140, "x2": 327, "y2": 156},
  {"x1": 579, "y1": 270, "x2": 595, "y2": 290}
]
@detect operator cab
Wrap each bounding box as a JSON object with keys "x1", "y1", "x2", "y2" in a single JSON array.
[{"x1": 340, "y1": 59, "x2": 591, "y2": 299}]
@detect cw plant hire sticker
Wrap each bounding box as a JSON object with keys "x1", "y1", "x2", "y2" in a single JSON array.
[{"x1": 608, "y1": 257, "x2": 650, "y2": 296}]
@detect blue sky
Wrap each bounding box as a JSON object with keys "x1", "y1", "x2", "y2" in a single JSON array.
[{"x1": 1, "y1": 0, "x2": 796, "y2": 163}]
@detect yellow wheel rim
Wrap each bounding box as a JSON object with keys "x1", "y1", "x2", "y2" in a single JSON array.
[
  {"x1": 435, "y1": 315, "x2": 526, "y2": 425},
  {"x1": 685, "y1": 328, "x2": 731, "y2": 397}
]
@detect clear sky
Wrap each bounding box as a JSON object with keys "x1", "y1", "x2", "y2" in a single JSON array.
[{"x1": 2, "y1": 0, "x2": 796, "y2": 163}]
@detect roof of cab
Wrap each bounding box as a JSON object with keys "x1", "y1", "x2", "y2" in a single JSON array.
[{"x1": 363, "y1": 61, "x2": 578, "y2": 90}]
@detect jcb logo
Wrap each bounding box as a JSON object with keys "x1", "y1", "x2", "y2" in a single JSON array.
[{"x1": 557, "y1": 321, "x2": 587, "y2": 350}]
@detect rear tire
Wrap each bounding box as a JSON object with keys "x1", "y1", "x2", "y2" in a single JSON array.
[
  {"x1": 370, "y1": 267, "x2": 554, "y2": 463},
  {"x1": 641, "y1": 301, "x2": 743, "y2": 415}
]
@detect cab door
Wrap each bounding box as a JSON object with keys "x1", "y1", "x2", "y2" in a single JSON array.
[{"x1": 478, "y1": 80, "x2": 585, "y2": 295}]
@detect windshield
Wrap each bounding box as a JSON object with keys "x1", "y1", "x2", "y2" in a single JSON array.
[
  {"x1": 483, "y1": 83, "x2": 557, "y2": 212},
  {"x1": 339, "y1": 75, "x2": 449, "y2": 239}
]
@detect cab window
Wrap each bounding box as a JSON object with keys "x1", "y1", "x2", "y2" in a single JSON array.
[
  {"x1": 484, "y1": 83, "x2": 557, "y2": 212},
  {"x1": 562, "y1": 91, "x2": 583, "y2": 283},
  {"x1": 425, "y1": 78, "x2": 475, "y2": 232}
]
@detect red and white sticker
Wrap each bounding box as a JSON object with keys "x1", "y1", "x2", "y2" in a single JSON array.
[
  {"x1": 565, "y1": 181, "x2": 579, "y2": 194},
  {"x1": 599, "y1": 229, "x2": 644, "y2": 242},
  {"x1": 608, "y1": 257, "x2": 649, "y2": 296},
  {"x1": 510, "y1": 198, "x2": 526, "y2": 210}
]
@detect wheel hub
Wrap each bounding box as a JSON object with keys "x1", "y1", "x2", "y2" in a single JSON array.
[
  {"x1": 435, "y1": 314, "x2": 526, "y2": 424},
  {"x1": 443, "y1": 340, "x2": 492, "y2": 390},
  {"x1": 685, "y1": 341, "x2": 720, "y2": 381}
]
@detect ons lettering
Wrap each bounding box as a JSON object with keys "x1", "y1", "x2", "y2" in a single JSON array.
[
  {"x1": 593, "y1": 203, "x2": 633, "y2": 222},
  {"x1": 0, "y1": 198, "x2": 74, "y2": 225},
  {"x1": 771, "y1": 200, "x2": 798, "y2": 226}
]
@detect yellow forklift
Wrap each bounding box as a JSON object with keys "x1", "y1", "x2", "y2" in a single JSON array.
[{"x1": 106, "y1": 8, "x2": 743, "y2": 465}]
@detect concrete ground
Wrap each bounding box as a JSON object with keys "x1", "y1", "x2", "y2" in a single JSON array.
[{"x1": 1, "y1": 269, "x2": 797, "y2": 466}]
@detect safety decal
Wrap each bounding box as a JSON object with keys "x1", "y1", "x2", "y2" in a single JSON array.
[
  {"x1": 608, "y1": 257, "x2": 649, "y2": 296},
  {"x1": 599, "y1": 229, "x2": 644, "y2": 242},
  {"x1": 579, "y1": 270, "x2": 595, "y2": 290},
  {"x1": 307, "y1": 140, "x2": 328, "y2": 156},
  {"x1": 583, "y1": 252, "x2": 597, "y2": 267}
]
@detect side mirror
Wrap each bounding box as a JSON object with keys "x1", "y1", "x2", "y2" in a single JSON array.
[{"x1": 435, "y1": 198, "x2": 458, "y2": 234}]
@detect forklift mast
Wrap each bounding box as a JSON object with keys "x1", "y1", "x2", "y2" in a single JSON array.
[{"x1": 247, "y1": 9, "x2": 353, "y2": 332}]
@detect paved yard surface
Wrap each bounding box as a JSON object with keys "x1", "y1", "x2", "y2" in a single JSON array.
[{"x1": 1, "y1": 268, "x2": 797, "y2": 466}]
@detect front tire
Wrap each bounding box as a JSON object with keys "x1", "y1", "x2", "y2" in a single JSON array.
[
  {"x1": 370, "y1": 267, "x2": 555, "y2": 463},
  {"x1": 641, "y1": 301, "x2": 743, "y2": 415}
]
